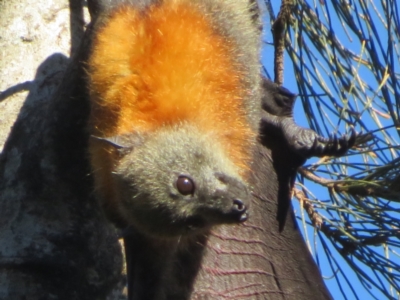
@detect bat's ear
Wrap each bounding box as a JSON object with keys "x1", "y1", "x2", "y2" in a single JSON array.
[{"x1": 90, "y1": 134, "x2": 143, "y2": 155}]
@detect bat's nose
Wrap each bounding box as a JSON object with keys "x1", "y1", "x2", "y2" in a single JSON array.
[{"x1": 231, "y1": 199, "x2": 248, "y2": 222}]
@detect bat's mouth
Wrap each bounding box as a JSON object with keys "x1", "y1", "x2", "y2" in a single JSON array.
[{"x1": 185, "y1": 216, "x2": 206, "y2": 231}]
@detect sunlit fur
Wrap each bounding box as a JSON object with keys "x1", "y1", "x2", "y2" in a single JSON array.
[{"x1": 87, "y1": 0, "x2": 261, "y2": 229}]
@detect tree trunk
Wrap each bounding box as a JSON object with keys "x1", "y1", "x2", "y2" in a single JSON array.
[
  {"x1": 123, "y1": 135, "x2": 332, "y2": 300},
  {"x1": 0, "y1": 1, "x2": 123, "y2": 299},
  {"x1": 0, "y1": 0, "x2": 332, "y2": 299},
  {"x1": 189, "y1": 140, "x2": 332, "y2": 299}
]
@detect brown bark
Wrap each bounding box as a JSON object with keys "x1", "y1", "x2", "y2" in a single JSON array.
[
  {"x1": 272, "y1": 0, "x2": 293, "y2": 86},
  {"x1": 122, "y1": 130, "x2": 332, "y2": 299},
  {"x1": 0, "y1": 0, "x2": 332, "y2": 299},
  {"x1": 188, "y1": 141, "x2": 332, "y2": 299}
]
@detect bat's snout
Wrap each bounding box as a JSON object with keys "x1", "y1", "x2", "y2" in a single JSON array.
[{"x1": 231, "y1": 198, "x2": 248, "y2": 222}]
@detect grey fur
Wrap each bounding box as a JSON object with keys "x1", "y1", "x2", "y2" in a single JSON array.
[
  {"x1": 88, "y1": 0, "x2": 261, "y2": 238},
  {"x1": 109, "y1": 123, "x2": 250, "y2": 238}
]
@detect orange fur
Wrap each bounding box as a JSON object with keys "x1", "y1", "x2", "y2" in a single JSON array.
[{"x1": 88, "y1": 1, "x2": 254, "y2": 177}]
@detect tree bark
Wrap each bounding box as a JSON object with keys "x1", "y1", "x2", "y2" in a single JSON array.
[
  {"x1": 188, "y1": 140, "x2": 332, "y2": 299},
  {"x1": 0, "y1": 0, "x2": 332, "y2": 299},
  {"x1": 0, "y1": 1, "x2": 123, "y2": 299}
]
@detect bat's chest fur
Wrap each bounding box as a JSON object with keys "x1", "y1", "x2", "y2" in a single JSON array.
[{"x1": 88, "y1": 1, "x2": 255, "y2": 171}]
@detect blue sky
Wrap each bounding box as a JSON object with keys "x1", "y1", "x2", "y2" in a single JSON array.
[{"x1": 259, "y1": 1, "x2": 400, "y2": 299}]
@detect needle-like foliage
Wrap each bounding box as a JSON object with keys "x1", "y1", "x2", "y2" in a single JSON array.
[{"x1": 264, "y1": 0, "x2": 400, "y2": 299}]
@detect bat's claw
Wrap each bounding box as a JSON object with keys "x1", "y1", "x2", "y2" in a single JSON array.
[{"x1": 310, "y1": 126, "x2": 357, "y2": 158}]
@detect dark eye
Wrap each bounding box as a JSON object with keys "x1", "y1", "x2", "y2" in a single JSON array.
[{"x1": 176, "y1": 175, "x2": 195, "y2": 195}]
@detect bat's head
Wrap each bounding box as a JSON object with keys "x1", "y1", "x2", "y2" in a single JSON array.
[{"x1": 94, "y1": 124, "x2": 251, "y2": 238}]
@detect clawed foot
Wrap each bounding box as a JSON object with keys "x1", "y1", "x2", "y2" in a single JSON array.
[
  {"x1": 261, "y1": 113, "x2": 359, "y2": 159},
  {"x1": 311, "y1": 127, "x2": 356, "y2": 157}
]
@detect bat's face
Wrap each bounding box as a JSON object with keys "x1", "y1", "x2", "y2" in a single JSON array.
[{"x1": 110, "y1": 124, "x2": 250, "y2": 238}]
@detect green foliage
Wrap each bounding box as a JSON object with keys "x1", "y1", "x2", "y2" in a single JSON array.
[{"x1": 264, "y1": 0, "x2": 400, "y2": 299}]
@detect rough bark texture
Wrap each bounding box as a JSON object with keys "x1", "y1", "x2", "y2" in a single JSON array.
[
  {"x1": 123, "y1": 139, "x2": 333, "y2": 299},
  {"x1": 0, "y1": 0, "x2": 124, "y2": 299},
  {"x1": 187, "y1": 136, "x2": 332, "y2": 299},
  {"x1": 0, "y1": 0, "x2": 331, "y2": 299}
]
